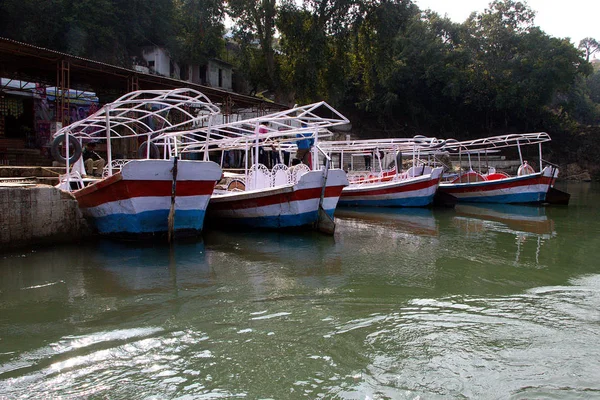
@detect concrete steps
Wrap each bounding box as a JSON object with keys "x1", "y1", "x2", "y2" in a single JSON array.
[
  {"x1": 0, "y1": 166, "x2": 63, "y2": 185},
  {"x1": 0, "y1": 139, "x2": 54, "y2": 167}
]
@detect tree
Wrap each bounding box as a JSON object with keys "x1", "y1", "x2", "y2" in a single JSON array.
[
  {"x1": 0, "y1": 0, "x2": 68, "y2": 50},
  {"x1": 227, "y1": 0, "x2": 278, "y2": 92},
  {"x1": 171, "y1": 0, "x2": 226, "y2": 66},
  {"x1": 579, "y1": 37, "x2": 599, "y2": 62}
]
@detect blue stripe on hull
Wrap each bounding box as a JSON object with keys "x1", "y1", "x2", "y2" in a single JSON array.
[
  {"x1": 91, "y1": 209, "x2": 207, "y2": 234},
  {"x1": 456, "y1": 192, "x2": 546, "y2": 204},
  {"x1": 211, "y1": 208, "x2": 336, "y2": 229},
  {"x1": 338, "y1": 194, "x2": 434, "y2": 208}
]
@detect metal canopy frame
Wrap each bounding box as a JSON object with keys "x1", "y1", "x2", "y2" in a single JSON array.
[{"x1": 441, "y1": 133, "x2": 552, "y2": 153}]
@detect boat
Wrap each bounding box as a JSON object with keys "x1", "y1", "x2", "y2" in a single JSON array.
[
  {"x1": 176, "y1": 102, "x2": 351, "y2": 234},
  {"x1": 437, "y1": 133, "x2": 568, "y2": 205},
  {"x1": 319, "y1": 137, "x2": 445, "y2": 207},
  {"x1": 51, "y1": 88, "x2": 223, "y2": 239}
]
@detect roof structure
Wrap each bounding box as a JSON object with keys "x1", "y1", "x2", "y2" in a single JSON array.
[{"x1": 0, "y1": 37, "x2": 288, "y2": 112}]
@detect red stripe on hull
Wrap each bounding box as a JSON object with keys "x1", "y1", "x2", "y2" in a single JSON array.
[
  {"x1": 342, "y1": 178, "x2": 438, "y2": 198},
  {"x1": 440, "y1": 175, "x2": 552, "y2": 194},
  {"x1": 209, "y1": 185, "x2": 346, "y2": 211},
  {"x1": 75, "y1": 179, "x2": 217, "y2": 208}
]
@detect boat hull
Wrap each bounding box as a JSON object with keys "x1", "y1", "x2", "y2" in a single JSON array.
[
  {"x1": 74, "y1": 159, "x2": 222, "y2": 236},
  {"x1": 338, "y1": 167, "x2": 443, "y2": 207},
  {"x1": 438, "y1": 166, "x2": 556, "y2": 204},
  {"x1": 207, "y1": 169, "x2": 349, "y2": 229}
]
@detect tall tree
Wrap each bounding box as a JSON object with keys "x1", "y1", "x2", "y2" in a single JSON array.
[
  {"x1": 579, "y1": 37, "x2": 599, "y2": 62},
  {"x1": 227, "y1": 0, "x2": 278, "y2": 91}
]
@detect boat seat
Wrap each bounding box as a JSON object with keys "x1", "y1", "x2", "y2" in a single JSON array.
[
  {"x1": 227, "y1": 179, "x2": 246, "y2": 191},
  {"x1": 452, "y1": 171, "x2": 486, "y2": 183},
  {"x1": 486, "y1": 172, "x2": 510, "y2": 181},
  {"x1": 247, "y1": 163, "x2": 271, "y2": 189},
  {"x1": 288, "y1": 163, "x2": 310, "y2": 184},
  {"x1": 272, "y1": 163, "x2": 289, "y2": 186},
  {"x1": 517, "y1": 162, "x2": 535, "y2": 176}
]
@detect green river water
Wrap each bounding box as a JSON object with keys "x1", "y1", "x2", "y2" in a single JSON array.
[{"x1": 1, "y1": 182, "x2": 599, "y2": 399}]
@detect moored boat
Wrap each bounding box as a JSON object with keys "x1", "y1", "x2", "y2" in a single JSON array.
[
  {"x1": 319, "y1": 137, "x2": 445, "y2": 208},
  {"x1": 73, "y1": 159, "x2": 221, "y2": 237},
  {"x1": 437, "y1": 133, "x2": 567, "y2": 205},
  {"x1": 51, "y1": 89, "x2": 223, "y2": 238},
  {"x1": 207, "y1": 168, "x2": 348, "y2": 230},
  {"x1": 177, "y1": 102, "x2": 351, "y2": 234},
  {"x1": 338, "y1": 168, "x2": 443, "y2": 207}
]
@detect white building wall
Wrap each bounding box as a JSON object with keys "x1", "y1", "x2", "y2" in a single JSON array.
[
  {"x1": 207, "y1": 60, "x2": 232, "y2": 90},
  {"x1": 141, "y1": 47, "x2": 231, "y2": 85},
  {"x1": 142, "y1": 48, "x2": 176, "y2": 78}
]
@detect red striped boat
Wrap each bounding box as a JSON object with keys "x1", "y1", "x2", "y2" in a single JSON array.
[
  {"x1": 177, "y1": 101, "x2": 352, "y2": 233},
  {"x1": 74, "y1": 159, "x2": 221, "y2": 236},
  {"x1": 208, "y1": 168, "x2": 348, "y2": 229},
  {"x1": 438, "y1": 166, "x2": 557, "y2": 204},
  {"x1": 339, "y1": 167, "x2": 443, "y2": 207},
  {"x1": 52, "y1": 89, "x2": 223, "y2": 238},
  {"x1": 319, "y1": 137, "x2": 446, "y2": 208},
  {"x1": 437, "y1": 133, "x2": 565, "y2": 204}
]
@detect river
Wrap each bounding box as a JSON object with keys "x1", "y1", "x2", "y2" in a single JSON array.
[{"x1": 1, "y1": 182, "x2": 599, "y2": 399}]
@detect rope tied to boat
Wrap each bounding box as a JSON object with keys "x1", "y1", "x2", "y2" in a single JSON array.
[{"x1": 168, "y1": 156, "x2": 178, "y2": 244}]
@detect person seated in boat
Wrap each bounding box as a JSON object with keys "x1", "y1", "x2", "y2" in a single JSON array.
[
  {"x1": 395, "y1": 151, "x2": 403, "y2": 173},
  {"x1": 364, "y1": 154, "x2": 372, "y2": 171},
  {"x1": 438, "y1": 151, "x2": 452, "y2": 172},
  {"x1": 295, "y1": 124, "x2": 314, "y2": 167},
  {"x1": 83, "y1": 141, "x2": 106, "y2": 177}
]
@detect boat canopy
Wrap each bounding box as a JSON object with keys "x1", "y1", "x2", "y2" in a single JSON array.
[
  {"x1": 173, "y1": 101, "x2": 350, "y2": 156},
  {"x1": 318, "y1": 136, "x2": 446, "y2": 154},
  {"x1": 441, "y1": 133, "x2": 552, "y2": 153},
  {"x1": 52, "y1": 88, "x2": 221, "y2": 141}
]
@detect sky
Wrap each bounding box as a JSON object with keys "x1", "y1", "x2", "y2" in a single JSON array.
[{"x1": 414, "y1": 0, "x2": 600, "y2": 49}]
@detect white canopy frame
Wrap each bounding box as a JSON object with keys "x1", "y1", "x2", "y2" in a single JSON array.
[{"x1": 52, "y1": 88, "x2": 223, "y2": 184}]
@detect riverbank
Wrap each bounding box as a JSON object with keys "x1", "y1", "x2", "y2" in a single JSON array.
[{"x1": 0, "y1": 183, "x2": 90, "y2": 252}]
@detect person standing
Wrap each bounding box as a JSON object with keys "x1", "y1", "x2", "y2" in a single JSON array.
[{"x1": 295, "y1": 124, "x2": 314, "y2": 168}]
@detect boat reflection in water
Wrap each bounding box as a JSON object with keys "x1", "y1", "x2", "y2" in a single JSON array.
[
  {"x1": 335, "y1": 207, "x2": 438, "y2": 237},
  {"x1": 203, "y1": 229, "x2": 343, "y2": 277},
  {"x1": 334, "y1": 207, "x2": 441, "y2": 289},
  {"x1": 453, "y1": 203, "x2": 556, "y2": 265},
  {"x1": 91, "y1": 239, "x2": 213, "y2": 294}
]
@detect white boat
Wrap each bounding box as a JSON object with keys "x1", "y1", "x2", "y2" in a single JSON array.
[
  {"x1": 437, "y1": 133, "x2": 568, "y2": 205},
  {"x1": 51, "y1": 89, "x2": 223, "y2": 239},
  {"x1": 319, "y1": 137, "x2": 444, "y2": 207},
  {"x1": 176, "y1": 102, "x2": 351, "y2": 234}
]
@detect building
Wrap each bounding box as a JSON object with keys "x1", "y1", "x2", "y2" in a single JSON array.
[
  {"x1": 1, "y1": 38, "x2": 285, "y2": 166},
  {"x1": 141, "y1": 47, "x2": 233, "y2": 91}
]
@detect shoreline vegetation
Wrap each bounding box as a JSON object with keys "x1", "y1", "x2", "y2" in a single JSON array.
[{"x1": 1, "y1": 0, "x2": 599, "y2": 178}]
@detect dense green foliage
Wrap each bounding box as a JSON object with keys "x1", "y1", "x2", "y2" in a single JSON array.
[{"x1": 1, "y1": 0, "x2": 599, "y2": 142}]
